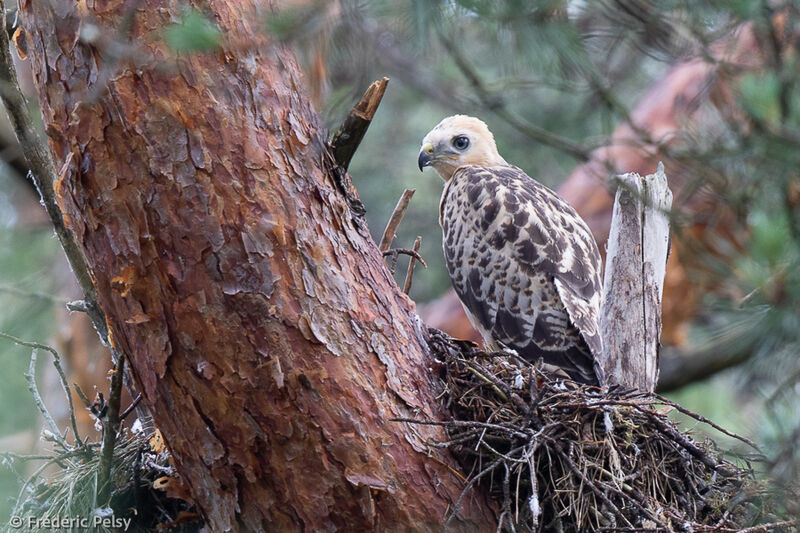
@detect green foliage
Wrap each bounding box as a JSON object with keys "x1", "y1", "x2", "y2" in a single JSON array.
[
  {"x1": 738, "y1": 73, "x2": 781, "y2": 126},
  {"x1": 164, "y1": 9, "x2": 221, "y2": 52},
  {"x1": 265, "y1": 4, "x2": 320, "y2": 40}
]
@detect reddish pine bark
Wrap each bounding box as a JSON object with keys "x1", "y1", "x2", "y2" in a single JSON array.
[{"x1": 20, "y1": 1, "x2": 493, "y2": 530}]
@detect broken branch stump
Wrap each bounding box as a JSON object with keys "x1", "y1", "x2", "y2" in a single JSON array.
[{"x1": 599, "y1": 162, "x2": 673, "y2": 392}]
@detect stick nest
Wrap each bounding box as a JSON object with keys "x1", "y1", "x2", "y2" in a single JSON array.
[{"x1": 420, "y1": 328, "x2": 784, "y2": 533}]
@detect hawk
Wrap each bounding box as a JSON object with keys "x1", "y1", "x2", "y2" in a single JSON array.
[{"x1": 418, "y1": 115, "x2": 605, "y2": 385}]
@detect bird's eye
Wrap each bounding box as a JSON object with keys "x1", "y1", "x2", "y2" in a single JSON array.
[{"x1": 452, "y1": 136, "x2": 470, "y2": 150}]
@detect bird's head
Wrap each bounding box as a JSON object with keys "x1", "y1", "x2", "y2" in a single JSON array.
[{"x1": 418, "y1": 115, "x2": 507, "y2": 181}]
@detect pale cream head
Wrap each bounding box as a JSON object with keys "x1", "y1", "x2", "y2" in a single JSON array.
[{"x1": 418, "y1": 115, "x2": 508, "y2": 181}]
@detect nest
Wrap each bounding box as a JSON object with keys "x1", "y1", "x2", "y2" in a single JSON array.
[{"x1": 419, "y1": 329, "x2": 785, "y2": 533}]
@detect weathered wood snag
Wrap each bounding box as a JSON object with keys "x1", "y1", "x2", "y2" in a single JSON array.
[
  {"x1": 599, "y1": 164, "x2": 673, "y2": 392},
  {"x1": 19, "y1": 1, "x2": 494, "y2": 531}
]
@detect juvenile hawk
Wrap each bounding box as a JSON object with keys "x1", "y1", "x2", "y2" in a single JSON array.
[{"x1": 418, "y1": 115, "x2": 604, "y2": 385}]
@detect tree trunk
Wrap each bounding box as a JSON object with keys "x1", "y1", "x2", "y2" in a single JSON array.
[{"x1": 20, "y1": 1, "x2": 494, "y2": 531}]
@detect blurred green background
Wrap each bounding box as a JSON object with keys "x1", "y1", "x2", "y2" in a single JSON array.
[{"x1": 2, "y1": 0, "x2": 799, "y2": 524}]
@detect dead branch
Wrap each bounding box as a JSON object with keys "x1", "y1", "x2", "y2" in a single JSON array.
[
  {"x1": 327, "y1": 78, "x2": 390, "y2": 223},
  {"x1": 403, "y1": 235, "x2": 423, "y2": 294},
  {"x1": 0, "y1": 331, "x2": 82, "y2": 449},
  {"x1": 600, "y1": 163, "x2": 673, "y2": 391},
  {"x1": 330, "y1": 77, "x2": 389, "y2": 170},
  {"x1": 379, "y1": 188, "x2": 416, "y2": 251}
]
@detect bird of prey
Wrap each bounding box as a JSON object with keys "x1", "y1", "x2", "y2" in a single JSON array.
[{"x1": 418, "y1": 115, "x2": 605, "y2": 385}]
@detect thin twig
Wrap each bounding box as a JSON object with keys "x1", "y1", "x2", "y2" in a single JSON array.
[
  {"x1": 0, "y1": 330, "x2": 83, "y2": 448},
  {"x1": 0, "y1": 284, "x2": 70, "y2": 304},
  {"x1": 120, "y1": 393, "x2": 143, "y2": 421},
  {"x1": 644, "y1": 409, "x2": 734, "y2": 476},
  {"x1": 379, "y1": 189, "x2": 415, "y2": 251},
  {"x1": 391, "y1": 417, "x2": 533, "y2": 440},
  {"x1": 382, "y1": 248, "x2": 427, "y2": 271},
  {"x1": 25, "y1": 349, "x2": 67, "y2": 449},
  {"x1": 444, "y1": 448, "x2": 524, "y2": 532},
  {"x1": 73, "y1": 383, "x2": 92, "y2": 408},
  {"x1": 653, "y1": 393, "x2": 760, "y2": 451},
  {"x1": 402, "y1": 236, "x2": 423, "y2": 294}
]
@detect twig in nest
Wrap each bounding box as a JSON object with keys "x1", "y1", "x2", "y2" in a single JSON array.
[
  {"x1": 444, "y1": 449, "x2": 522, "y2": 532},
  {"x1": 402, "y1": 235, "x2": 423, "y2": 294},
  {"x1": 379, "y1": 188, "x2": 416, "y2": 251}
]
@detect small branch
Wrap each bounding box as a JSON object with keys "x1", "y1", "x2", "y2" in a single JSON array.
[
  {"x1": 73, "y1": 383, "x2": 92, "y2": 408},
  {"x1": 0, "y1": 331, "x2": 82, "y2": 448},
  {"x1": 0, "y1": 284, "x2": 69, "y2": 305},
  {"x1": 382, "y1": 248, "x2": 427, "y2": 275},
  {"x1": 119, "y1": 393, "x2": 143, "y2": 421},
  {"x1": 25, "y1": 349, "x2": 67, "y2": 449},
  {"x1": 379, "y1": 188, "x2": 415, "y2": 251},
  {"x1": 330, "y1": 77, "x2": 389, "y2": 171},
  {"x1": 327, "y1": 78, "x2": 389, "y2": 224},
  {"x1": 98, "y1": 352, "x2": 125, "y2": 503},
  {"x1": 402, "y1": 236, "x2": 423, "y2": 294}
]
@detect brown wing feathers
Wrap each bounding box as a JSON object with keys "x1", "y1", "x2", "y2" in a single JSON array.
[{"x1": 440, "y1": 165, "x2": 604, "y2": 385}]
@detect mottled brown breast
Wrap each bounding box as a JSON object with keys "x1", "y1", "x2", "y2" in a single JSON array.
[{"x1": 439, "y1": 165, "x2": 604, "y2": 384}]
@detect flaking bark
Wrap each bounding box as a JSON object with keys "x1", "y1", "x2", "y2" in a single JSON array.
[{"x1": 19, "y1": 1, "x2": 494, "y2": 530}]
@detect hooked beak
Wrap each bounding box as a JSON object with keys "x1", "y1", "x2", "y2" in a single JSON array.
[{"x1": 418, "y1": 142, "x2": 435, "y2": 171}]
